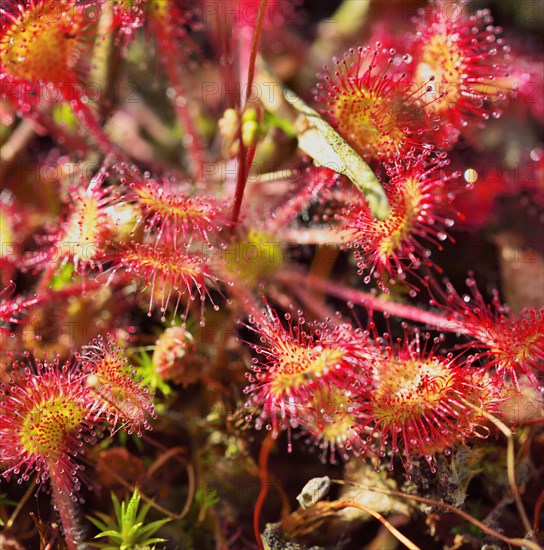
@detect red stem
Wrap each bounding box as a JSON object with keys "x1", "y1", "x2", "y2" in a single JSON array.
[
  {"x1": 159, "y1": 28, "x2": 206, "y2": 182},
  {"x1": 231, "y1": 145, "x2": 257, "y2": 227},
  {"x1": 49, "y1": 470, "x2": 82, "y2": 550},
  {"x1": 299, "y1": 273, "x2": 469, "y2": 333},
  {"x1": 36, "y1": 261, "x2": 60, "y2": 295},
  {"x1": 230, "y1": 0, "x2": 268, "y2": 226},
  {"x1": 253, "y1": 432, "x2": 275, "y2": 550},
  {"x1": 60, "y1": 86, "x2": 122, "y2": 160},
  {"x1": 243, "y1": 0, "x2": 268, "y2": 108},
  {"x1": 534, "y1": 489, "x2": 544, "y2": 531}
]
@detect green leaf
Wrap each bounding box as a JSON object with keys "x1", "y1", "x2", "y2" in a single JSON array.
[
  {"x1": 50, "y1": 262, "x2": 75, "y2": 290},
  {"x1": 141, "y1": 537, "x2": 167, "y2": 545},
  {"x1": 52, "y1": 102, "x2": 78, "y2": 130},
  {"x1": 133, "y1": 350, "x2": 172, "y2": 397},
  {"x1": 256, "y1": 59, "x2": 389, "y2": 220},
  {"x1": 286, "y1": 89, "x2": 389, "y2": 220},
  {"x1": 135, "y1": 500, "x2": 152, "y2": 524},
  {"x1": 86, "y1": 488, "x2": 170, "y2": 549},
  {"x1": 262, "y1": 110, "x2": 296, "y2": 137},
  {"x1": 86, "y1": 513, "x2": 112, "y2": 532},
  {"x1": 136, "y1": 519, "x2": 171, "y2": 538},
  {"x1": 94, "y1": 530, "x2": 125, "y2": 539}
]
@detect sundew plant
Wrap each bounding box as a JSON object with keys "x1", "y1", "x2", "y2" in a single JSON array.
[{"x1": 1, "y1": 1, "x2": 543, "y2": 549}]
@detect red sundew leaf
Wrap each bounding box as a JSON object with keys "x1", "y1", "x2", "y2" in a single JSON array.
[
  {"x1": 34, "y1": 165, "x2": 117, "y2": 275},
  {"x1": 314, "y1": 43, "x2": 442, "y2": 162},
  {"x1": 299, "y1": 385, "x2": 366, "y2": 465},
  {"x1": 113, "y1": 241, "x2": 222, "y2": 323},
  {"x1": 0, "y1": 0, "x2": 94, "y2": 87},
  {"x1": 341, "y1": 150, "x2": 461, "y2": 292},
  {"x1": 1, "y1": 0, "x2": 120, "y2": 153},
  {"x1": 129, "y1": 175, "x2": 228, "y2": 249},
  {"x1": 410, "y1": 0, "x2": 511, "y2": 137},
  {"x1": 427, "y1": 275, "x2": 544, "y2": 391},
  {"x1": 353, "y1": 331, "x2": 504, "y2": 475},
  {"x1": 0, "y1": 358, "x2": 94, "y2": 496},
  {"x1": 242, "y1": 300, "x2": 372, "y2": 437},
  {"x1": 80, "y1": 334, "x2": 156, "y2": 436},
  {"x1": 152, "y1": 325, "x2": 196, "y2": 383}
]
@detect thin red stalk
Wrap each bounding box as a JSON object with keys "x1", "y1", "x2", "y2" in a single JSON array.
[
  {"x1": 60, "y1": 87, "x2": 122, "y2": 160},
  {"x1": 253, "y1": 432, "x2": 275, "y2": 550},
  {"x1": 334, "y1": 501, "x2": 419, "y2": 550},
  {"x1": 298, "y1": 273, "x2": 468, "y2": 332},
  {"x1": 159, "y1": 31, "x2": 206, "y2": 181},
  {"x1": 243, "y1": 0, "x2": 268, "y2": 108},
  {"x1": 282, "y1": 277, "x2": 340, "y2": 323},
  {"x1": 239, "y1": 25, "x2": 253, "y2": 106},
  {"x1": 535, "y1": 489, "x2": 544, "y2": 531},
  {"x1": 230, "y1": 0, "x2": 267, "y2": 226},
  {"x1": 231, "y1": 139, "x2": 247, "y2": 224},
  {"x1": 231, "y1": 144, "x2": 257, "y2": 227},
  {"x1": 50, "y1": 470, "x2": 82, "y2": 550},
  {"x1": 36, "y1": 262, "x2": 60, "y2": 295}
]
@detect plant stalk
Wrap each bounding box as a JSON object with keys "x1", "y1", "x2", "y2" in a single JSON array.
[
  {"x1": 160, "y1": 36, "x2": 206, "y2": 182},
  {"x1": 301, "y1": 273, "x2": 469, "y2": 332},
  {"x1": 50, "y1": 470, "x2": 83, "y2": 550},
  {"x1": 253, "y1": 432, "x2": 275, "y2": 550},
  {"x1": 230, "y1": 0, "x2": 268, "y2": 226}
]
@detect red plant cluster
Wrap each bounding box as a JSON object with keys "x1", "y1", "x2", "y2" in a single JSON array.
[
  {"x1": 0, "y1": 337, "x2": 154, "y2": 496},
  {"x1": 243, "y1": 303, "x2": 510, "y2": 472},
  {"x1": 0, "y1": 0, "x2": 542, "y2": 548}
]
